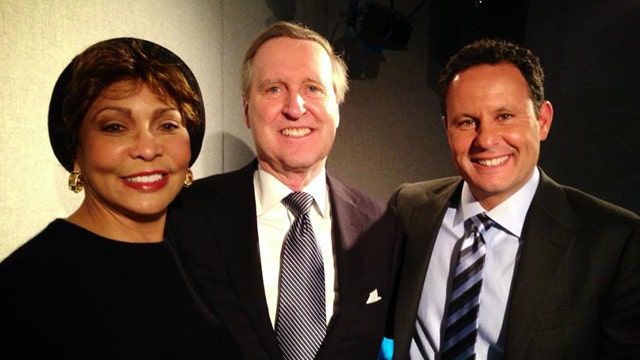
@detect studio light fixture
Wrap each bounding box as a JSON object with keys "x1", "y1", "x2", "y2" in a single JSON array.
[{"x1": 334, "y1": 1, "x2": 425, "y2": 79}]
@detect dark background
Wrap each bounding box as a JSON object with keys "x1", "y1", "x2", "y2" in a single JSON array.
[{"x1": 265, "y1": 0, "x2": 640, "y2": 215}]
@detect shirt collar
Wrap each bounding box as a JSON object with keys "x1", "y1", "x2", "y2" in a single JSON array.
[
  {"x1": 253, "y1": 166, "x2": 329, "y2": 218},
  {"x1": 457, "y1": 167, "x2": 540, "y2": 237}
]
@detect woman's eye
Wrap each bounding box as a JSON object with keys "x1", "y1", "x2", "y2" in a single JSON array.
[
  {"x1": 102, "y1": 123, "x2": 125, "y2": 132},
  {"x1": 160, "y1": 122, "x2": 180, "y2": 131}
]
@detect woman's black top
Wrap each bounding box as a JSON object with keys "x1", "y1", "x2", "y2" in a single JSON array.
[{"x1": 0, "y1": 219, "x2": 242, "y2": 359}]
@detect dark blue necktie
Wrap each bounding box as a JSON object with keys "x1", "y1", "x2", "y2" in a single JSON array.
[{"x1": 441, "y1": 213, "x2": 494, "y2": 360}]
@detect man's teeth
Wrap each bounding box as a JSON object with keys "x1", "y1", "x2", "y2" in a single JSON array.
[
  {"x1": 478, "y1": 156, "x2": 508, "y2": 166},
  {"x1": 282, "y1": 128, "x2": 311, "y2": 137},
  {"x1": 126, "y1": 174, "x2": 163, "y2": 183}
]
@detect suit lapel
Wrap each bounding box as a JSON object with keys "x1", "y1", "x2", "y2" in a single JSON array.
[
  {"x1": 209, "y1": 162, "x2": 282, "y2": 359},
  {"x1": 504, "y1": 170, "x2": 576, "y2": 359},
  {"x1": 315, "y1": 176, "x2": 369, "y2": 358},
  {"x1": 394, "y1": 179, "x2": 460, "y2": 358}
]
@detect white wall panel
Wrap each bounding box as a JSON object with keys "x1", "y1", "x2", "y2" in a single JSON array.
[{"x1": 0, "y1": 0, "x2": 274, "y2": 260}]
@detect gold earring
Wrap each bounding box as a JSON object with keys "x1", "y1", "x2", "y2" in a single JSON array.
[
  {"x1": 183, "y1": 168, "x2": 194, "y2": 188},
  {"x1": 68, "y1": 170, "x2": 84, "y2": 193}
]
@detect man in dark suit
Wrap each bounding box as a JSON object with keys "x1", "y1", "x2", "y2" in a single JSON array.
[
  {"x1": 166, "y1": 21, "x2": 402, "y2": 360},
  {"x1": 390, "y1": 39, "x2": 640, "y2": 359}
]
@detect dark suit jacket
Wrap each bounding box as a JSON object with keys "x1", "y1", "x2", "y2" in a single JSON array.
[
  {"x1": 389, "y1": 168, "x2": 640, "y2": 359},
  {"x1": 166, "y1": 160, "x2": 402, "y2": 360}
]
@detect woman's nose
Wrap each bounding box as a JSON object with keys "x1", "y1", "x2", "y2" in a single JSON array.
[{"x1": 129, "y1": 131, "x2": 164, "y2": 160}]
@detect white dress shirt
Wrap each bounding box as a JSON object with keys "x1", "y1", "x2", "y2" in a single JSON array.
[
  {"x1": 410, "y1": 168, "x2": 540, "y2": 360},
  {"x1": 253, "y1": 167, "x2": 335, "y2": 327}
]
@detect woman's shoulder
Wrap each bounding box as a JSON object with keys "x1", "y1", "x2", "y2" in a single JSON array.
[{"x1": 0, "y1": 218, "x2": 110, "y2": 270}]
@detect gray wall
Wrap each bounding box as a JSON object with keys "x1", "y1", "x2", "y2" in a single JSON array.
[{"x1": 269, "y1": 0, "x2": 640, "y2": 215}]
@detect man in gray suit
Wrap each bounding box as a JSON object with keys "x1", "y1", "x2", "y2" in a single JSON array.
[
  {"x1": 167, "y1": 21, "x2": 402, "y2": 360},
  {"x1": 390, "y1": 39, "x2": 640, "y2": 359}
]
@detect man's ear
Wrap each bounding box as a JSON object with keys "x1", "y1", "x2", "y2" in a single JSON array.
[
  {"x1": 538, "y1": 100, "x2": 553, "y2": 141},
  {"x1": 243, "y1": 97, "x2": 250, "y2": 129}
]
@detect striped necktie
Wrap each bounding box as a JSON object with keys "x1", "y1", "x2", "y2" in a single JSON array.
[
  {"x1": 441, "y1": 213, "x2": 494, "y2": 360},
  {"x1": 275, "y1": 192, "x2": 326, "y2": 360}
]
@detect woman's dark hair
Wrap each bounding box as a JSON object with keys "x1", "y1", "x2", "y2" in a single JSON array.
[{"x1": 49, "y1": 37, "x2": 205, "y2": 171}]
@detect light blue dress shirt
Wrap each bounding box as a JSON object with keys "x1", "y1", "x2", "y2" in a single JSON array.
[{"x1": 410, "y1": 168, "x2": 540, "y2": 360}]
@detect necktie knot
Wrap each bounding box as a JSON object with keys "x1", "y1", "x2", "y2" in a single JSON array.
[
  {"x1": 283, "y1": 192, "x2": 314, "y2": 217},
  {"x1": 466, "y1": 212, "x2": 494, "y2": 235}
]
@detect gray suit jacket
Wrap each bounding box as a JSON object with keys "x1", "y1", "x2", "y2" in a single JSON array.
[
  {"x1": 166, "y1": 160, "x2": 402, "y2": 359},
  {"x1": 389, "y1": 168, "x2": 640, "y2": 359}
]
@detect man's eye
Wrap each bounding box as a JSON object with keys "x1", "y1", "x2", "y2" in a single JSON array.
[
  {"x1": 458, "y1": 119, "x2": 476, "y2": 128},
  {"x1": 306, "y1": 85, "x2": 325, "y2": 97}
]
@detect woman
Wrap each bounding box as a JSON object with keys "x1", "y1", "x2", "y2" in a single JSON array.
[{"x1": 0, "y1": 38, "x2": 242, "y2": 359}]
